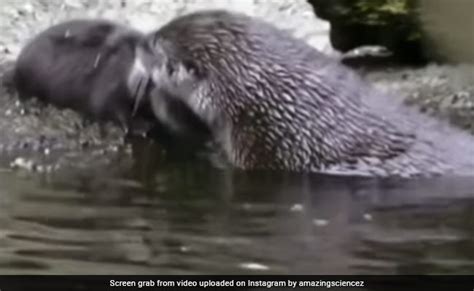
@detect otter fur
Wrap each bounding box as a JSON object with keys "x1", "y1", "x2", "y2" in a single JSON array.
[
  {"x1": 140, "y1": 10, "x2": 474, "y2": 177},
  {"x1": 13, "y1": 19, "x2": 155, "y2": 132}
]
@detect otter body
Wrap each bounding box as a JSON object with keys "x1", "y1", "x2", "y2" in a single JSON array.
[
  {"x1": 141, "y1": 10, "x2": 474, "y2": 177},
  {"x1": 14, "y1": 19, "x2": 154, "y2": 131}
]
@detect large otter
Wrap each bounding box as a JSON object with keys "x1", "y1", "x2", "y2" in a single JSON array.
[
  {"x1": 13, "y1": 19, "x2": 155, "y2": 133},
  {"x1": 138, "y1": 10, "x2": 474, "y2": 177}
]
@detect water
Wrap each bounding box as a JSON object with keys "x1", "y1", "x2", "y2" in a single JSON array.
[{"x1": 1, "y1": 138, "x2": 474, "y2": 275}]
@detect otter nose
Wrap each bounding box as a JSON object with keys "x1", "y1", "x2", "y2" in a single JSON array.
[{"x1": 128, "y1": 45, "x2": 160, "y2": 117}]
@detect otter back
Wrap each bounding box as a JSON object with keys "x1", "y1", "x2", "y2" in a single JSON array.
[{"x1": 140, "y1": 10, "x2": 474, "y2": 177}]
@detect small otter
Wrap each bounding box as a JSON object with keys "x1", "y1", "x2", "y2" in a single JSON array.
[
  {"x1": 13, "y1": 19, "x2": 154, "y2": 132},
  {"x1": 139, "y1": 10, "x2": 474, "y2": 177}
]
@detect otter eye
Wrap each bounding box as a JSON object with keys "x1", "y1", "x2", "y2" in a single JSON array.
[
  {"x1": 166, "y1": 62, "x2": 175, "y2": 75},
  {"x1": 183, "y1": 60, "x2": 200, "y2": 77},
  {"x1": 183, "y1": 60, "x2": 194, "y2": 71}
]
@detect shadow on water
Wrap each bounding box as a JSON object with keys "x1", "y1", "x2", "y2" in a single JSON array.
[{"x1": 0, "y1": 137, "x2": 474, "y2": 275}]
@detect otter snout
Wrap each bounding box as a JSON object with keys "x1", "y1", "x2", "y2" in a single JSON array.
[
  {"x1": 127, "y1": 47, "x2": 154, "y2": 117},
  {"x1": 132, "y1": 40, "x2": 212, "y2": 143}
]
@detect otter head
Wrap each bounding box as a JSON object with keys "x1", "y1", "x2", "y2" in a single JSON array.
[
  {"x1": 129, "y1": 37, "x2": 213, "y2": 142},
  {"x1": 133, "y1": 37, "x2": 216, "y2": 137}
]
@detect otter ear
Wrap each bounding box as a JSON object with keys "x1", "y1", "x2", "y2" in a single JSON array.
[{"x1": 152, "y1": 36, "x2": 205, "y2": 79}]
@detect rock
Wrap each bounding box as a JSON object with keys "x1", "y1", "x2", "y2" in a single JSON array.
[{"x1": 308, "y1": 0, "x2": 425, "y2": 63}]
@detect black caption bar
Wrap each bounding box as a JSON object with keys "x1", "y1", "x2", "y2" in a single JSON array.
[{"x1": 0, "y1": 275, "x2": 472, "y2": 291}]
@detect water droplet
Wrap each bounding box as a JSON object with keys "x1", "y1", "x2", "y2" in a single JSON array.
[
  {"x1": 313, "y1": 218, "x2": 329, "y2": 227},
  {"x1": 239, "y1": 262, "x2": 269, "y2": 271},
  {"x1": 290, "y1": 203, "x2": 304, "y2": 212}
]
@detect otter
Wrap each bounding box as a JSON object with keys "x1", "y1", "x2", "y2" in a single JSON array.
[
  {"x1": 138, "y1": 10, "x2": 474, "y2": 177},
  {"x1": 13, "y1": 19, "x2": 155, "y2": 133}
]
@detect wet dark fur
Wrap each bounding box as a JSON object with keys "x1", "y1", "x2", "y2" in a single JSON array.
[
  {"x1": 14, "y1": 19, "x2": 154, "y2": 130},
  {"x1": 139, "y1": 10, "x2": 474, "y2": 177}
]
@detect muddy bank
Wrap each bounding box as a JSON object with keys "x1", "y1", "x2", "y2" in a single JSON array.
[
  {"x1": 0, "y1": 77, "x2": 128, "y2": 171},
  {"x1": 363, "y1": 64, "x2": 474, "y2": 134}
]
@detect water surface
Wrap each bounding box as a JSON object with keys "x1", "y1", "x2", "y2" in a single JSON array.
[{"x1": 1, "y1": 138, "x2": 473, "y2": 275}]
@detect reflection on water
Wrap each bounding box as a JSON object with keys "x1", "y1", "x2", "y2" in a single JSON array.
[{"x1": 0, "y1": 138, "x2": 474, "y2": 275}]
